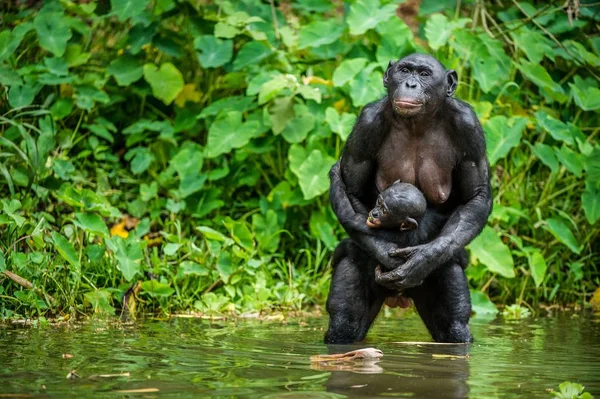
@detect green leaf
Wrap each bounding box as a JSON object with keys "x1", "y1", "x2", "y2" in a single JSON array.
[
  {"x1": 332, "y1": 58, "x2": 368, "y2": 87},
  {"x1": 233, "y1": 41, "x2": 273, "y2": 71},
  {"x1": 125, "y1": 147, "x2": 155, "y2": 175},
  {"x1": 545, "y1": 218, "x2": 581, "y2": 254},
  {"x1": 214, "y1": 22, "x2": 240, "y2": 39},
  {"x1": 349, "y1": 64, "x2": 384, "y2": 107},
  {"x1": 198, "y1": 96, "x2": 256, "y2": 119},
  {"x1": 179, "y1": 261, "x2": 209, "y2": 276},
  {"x1": 325, "y1": 107, "x2": 355, "y2": 141},
  {"x1": 195, "y1": 226, "x2": 231, "y2": 243},
  {"x1": 0, "y1": 65, "x2": 22, "y2": 86},
  {"x1": 468, "y1": 226, "x2": 515, "y2": 278},
  {"x1": 517, "y1": 60, "x2": 567, "y2": 103},
  {"x1": 106, "y1": 237, "x2": 143, "y2": 281},
  {"x1": 425, "y1": 14, "x2": 470, "y2": 50},
  {"x1": 268, "y1": 96, "x2": 294, "y2": 135},
  {"x1": 194, "y1": 35, "x2": 233, "y2": 68},
  {"x1": 281, "y1": 105, "x2": 315, "y2": 143},
  {"x1": 531, "y1": 142, "x2": 559, "y2": 173},
  {"x1": 84, "y1": 289, "x2": 115, "y2": 314},
  {"x1": 74, "y1": 212, "x2": 109, "y2": 238},
  {"x1": 569, "y1": 80, "x2": 600, "y2": 111},
  {"x1": 51, "y1": 232, "x2": 80, "y2": 269},
  {"x1": 298, "y1": 19, "x2": 345, "y2": 49},
  {"x1": 535, "y1": 111, "x2": 574, "y2": 145},
  {"x1": 582, "y1": 181, "x2": 600, "y2": 224},
  {"x1": 111, "y1": 0, "x2": 148, "y2": 21},
  {"x1": 205, "y1": 111, "x2": 261, "y2": 158},
  {"x1": 231, "y1": 221, "x2": 254, "y2": 251},
  {"x1": 0, "y1": 251, "x2": 5, "y2": 272},
  {"x1": 0, "y1": 30, "x2": 20, "y2": 62},
  {"x1": 510, "y1": 26, "x2": 554, "y2": 64},
  {"x1": 296, "y1": 85, "x2": 322, "y2": 103},
  {"x1": 484, "y1": 116, "x2": 528, "y2": 165},
  {"x1": 8, "y1": 84, "x2": 39, "y2": 108},
  {"x1": 141, "y1": 280, "x2": 174, "y2": 297},
  {"x1": 163, "y1": 243, "x2": 181, "y2": 256},
  {"x1": 258, "y1": 74, "x2": 293, "y2": 105},
  {"x1": 523, "y1": 247, "x2": 547, "y2": 288},
  {"x1": 1, "y1": 199, "x2": 26, "y2": 227},
  {"x1": 293, "y1": 149, "x2": 336, "y2": 200},
  {"x1": 347, "y1": 0, "x2": 397, "y2": 36},
  {"x1": 252, "y1": 210, "x2": 281, "y2": 253},
  {"x1": 470, "y1": 290, "x2": 499, "y2": 316},
  {"x1": 143, "y1": 62, "x2": 184, "y2": 105},
  {"x1": 34, "y1": 12, "x2": 72, "y2": 57},
  {"x1": 108, "y1": 55, "x2": 144, "y2": 86},
  {"x1": 554, "y1": 146, "x2": 584, "y2": 177}
]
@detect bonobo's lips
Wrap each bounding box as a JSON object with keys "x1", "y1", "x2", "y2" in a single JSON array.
[
  {"x1": 393, "y1": 99, "x2": 423, "y2": 109},
  {"x1": 366, "y1": 215, "x2": 381, "y2": 228}
]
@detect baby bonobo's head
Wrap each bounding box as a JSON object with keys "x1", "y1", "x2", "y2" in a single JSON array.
[{"x1": 367, "y1": 181, "x2": 427, "y2": 230}]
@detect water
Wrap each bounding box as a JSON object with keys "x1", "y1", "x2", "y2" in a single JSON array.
[{"x1": 1, "y1": 313, "x2": 599, "y2": 398}]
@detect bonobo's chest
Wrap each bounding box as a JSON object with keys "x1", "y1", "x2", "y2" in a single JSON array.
[{"x1": 376, "y1": 126, "x2": 459, "y2": 205}]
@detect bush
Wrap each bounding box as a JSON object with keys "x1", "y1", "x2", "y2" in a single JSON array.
[{"x1": 0, "y1": 0, "x2": 598, "y2": 318}]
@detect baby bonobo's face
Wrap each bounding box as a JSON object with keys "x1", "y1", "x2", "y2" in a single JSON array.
[{"x1": 367, "y1": 182, "x2": 427, "y2": 230}]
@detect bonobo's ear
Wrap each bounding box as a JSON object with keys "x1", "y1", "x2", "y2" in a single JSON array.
[
  {"x1": 446, "y1": 70, "x2": 458, "y2": 97},
  {"x1": 400, "y1": 217, "x2": 418, "y2": 231},
  {"x1": 383, "y1": 61, "x2": 394, "y2": 88}
]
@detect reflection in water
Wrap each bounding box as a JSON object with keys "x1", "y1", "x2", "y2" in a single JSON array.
[{"x1": 0, "y1": 313, "x2": 599, "y2": 398}]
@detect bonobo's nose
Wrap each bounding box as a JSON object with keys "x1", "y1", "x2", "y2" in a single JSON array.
[
  {"x1": 370, "y1": 209, "x2": 379, "y2": 218},
  {"x1": 405, "y1": 78, "x2": 417, "y2": 89}
]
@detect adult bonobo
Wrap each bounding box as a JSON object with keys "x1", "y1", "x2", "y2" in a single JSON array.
[{"x1": 325, "y1": 53, "x2": 492, "y2": 344}]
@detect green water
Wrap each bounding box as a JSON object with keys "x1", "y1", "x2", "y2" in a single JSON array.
[{"x1": 1, "y1": 313, "x2": 599, "y2": 398}]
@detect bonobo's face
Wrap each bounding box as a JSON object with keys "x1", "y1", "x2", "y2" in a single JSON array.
[
  {"x1": 383, "y1": 54, "x2": 457, "y2": 117},
  {"x1": 367, "y1": 182, "x2": 427, "y2": 230}
]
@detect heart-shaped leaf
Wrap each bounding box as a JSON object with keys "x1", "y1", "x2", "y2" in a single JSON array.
[
  {"x1": 34, "y1": 12, "x2": 72, "y2": 56},
  {"x1": 111, "y1": 0, "x2": 148, "y2": 21},
  {"x1": 298, "y1": 19, "x2": 344, "y2": 49},
  {"x1": 484, "y1": 116, "x2": 528, "y2": 165},
  {"x1": 194, "y1": 35, "x2": 233, "y2": 68},
  {"x1": 143, "y1": 62, "x2": 184, "y2": 105},
  {"x1": 205, "y1": 112, "x2": 261, "y2": 158},
  {"x1": 108, "y1": 55, "x2": 144, "y2": 86},
  {"x1": 233, "y1": 41, "x2": 273, "y2": 71},
  {"x1": 468, "y1": 226, "x2": 515, "y2": 278},
  {"x1": 347, "y1": 0, "x2": 397, "y2": 36},
  {"x1": 74, "y1": 212, "x2": 109, "y2": 238},
  {"x1": 325, "y1": 107, "x2": 355, "y2": 141},
  {"x1": 291, "y1": 149, "x2": 336, "y2": 200}
]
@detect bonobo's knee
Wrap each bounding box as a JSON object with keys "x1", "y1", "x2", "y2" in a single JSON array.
[{"x1": 430, "y1": 322, "x2": 472, "y2": 343}]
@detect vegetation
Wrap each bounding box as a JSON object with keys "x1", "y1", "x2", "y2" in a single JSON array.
[{"x1": 0, "y1": 0, "x2": 598, "y2": 319}]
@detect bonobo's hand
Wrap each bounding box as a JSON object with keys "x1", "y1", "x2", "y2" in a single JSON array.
[{"x1": 375, "y1": 240, "x2": 452, "y2": 290}]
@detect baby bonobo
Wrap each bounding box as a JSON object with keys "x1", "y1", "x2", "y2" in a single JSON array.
[
  {"x1": 365, "y1": 181, "x2": 468, "y2": 308},
  {"x1": 367, "y1": 180, "x2": 426, "y2": 231}
]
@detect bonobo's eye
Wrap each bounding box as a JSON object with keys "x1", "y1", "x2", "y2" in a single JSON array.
[
  {"x1": 420, "y1": 71, "x2": 430, "y2": 77},
  {"x1": 400, "y1": 68, "x2": 409, "y2": 74}
]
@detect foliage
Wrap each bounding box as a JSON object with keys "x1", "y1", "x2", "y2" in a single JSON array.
[
  {"x1": 551, "y1": 381, "x2": 594, "y2": 399},
  {"x1": 0, "y1": 0, "x2": 598, "y2": 318},
  {"x1": 502, "y1": 304, "x2": 531, "y2": 320}
]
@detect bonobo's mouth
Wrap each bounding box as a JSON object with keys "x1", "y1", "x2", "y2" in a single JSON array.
[
  {"x1": 393, "y1": 99, "x2": 423, "y2": 109},
  {"x1": 366, "y1": 215, "x2": 381, "y2": 228}
]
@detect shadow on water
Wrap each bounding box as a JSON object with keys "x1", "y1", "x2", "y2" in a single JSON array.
[{"x1": 0, "y1": 312, "x2": 599, "y2": 398}]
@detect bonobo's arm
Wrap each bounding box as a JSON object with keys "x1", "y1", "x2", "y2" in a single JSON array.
[
  {"x1": 376, "y1": 103, "x2": 493, "y2": 290},
  {"x1": 329, "y1": 100, "x2": 406, "y2": 268}
]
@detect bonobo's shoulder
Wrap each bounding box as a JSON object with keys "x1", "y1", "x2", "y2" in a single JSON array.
[
  {"x1": 447, "y1": 98, "x2": 486, "y2": 158},
  {"x1": 358, "y1": 97, "x2": 388, "y2": 125}
]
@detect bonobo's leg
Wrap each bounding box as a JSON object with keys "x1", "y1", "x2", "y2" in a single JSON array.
[
  {"x1": 407, "y1": 261, "x2": 472, "y2": 343},
  {"x1": 325, "y1": 239, "x2": 389, "y2": 344}
]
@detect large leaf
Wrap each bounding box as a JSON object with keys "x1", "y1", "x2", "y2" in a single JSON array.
[
  {"x1": 0, "y1": 30, "x2": 20, "y2": 62},
  {"x1": 194, "y1": 35, "x2": 233, "y2": 68},
  {"x1": 468, "y1": 226, "x2": 515, "y2": 278},
  {"x1": 233, "y1": 41, "x2": 273, "y2": 71},
  {"x1": 291, "y1": 149, "x2": 336, "y2": 200},
  {"x1": 582, "y1": 181, "x2": 600, "y2": 224},
  {"x1": 484, "y1": 116, "x2": 528, "y2": 165},
  {"x1": 34, "y1": 12, "x2": 72, "y2": 57},
  {"x1": 106, "y1": 237, "x2": 143, "y2": 281},
  {"x1": 111, "y1": 0, "x2": 148, "y2": 21},
  {"x1": 554, "y1": 146, "x2": 584, "y2": 177},
  {"x1": 524, "y1": 247, "x2": 547, "y2": 287},
  {"x1": 8, "y1": 84, "x2": 39, "y2": 108},
  {"x1": 349, "y1": 64, "x2": 384, "y2": 107},
  {"x1": 425, "y1": 14, "x2": 470, "y2": 50},
  {"x1": 517, "y1": 60, "x2": 567, "y2": 103},
  {"x1": 545, "y1": 218, "x2": 581, "y2": 254},
  {"x1": 143, "y1": 62, "x2": 184, "y2": 105},
  {"x1": 298, "y1": 19, "x2": 344, "y2": 49},
  {"x1": 531, "y1": 142, "x2": 559, "y2": 173},
  {"x1": 535, "y1": 111, "x2": 574, "y2": 145},
  {"x1": 346, "y1": 0, "x2": 397, "y2": 36},
  {"x1": 569, "y1": 76, "x2": 600, "y2": 111},
  {"x1": 470, "y1": 290, "x2": 499, "y2": 316},
  {"x1": 141, "y1": 281, "x2": 175, "y2": 297},
  {"x1": 281, "y1": 105, "x2": 315, "y2": 144},
  {"x1": 325, "y1": 107, "x2": 355, "y2": 141},
  {"x1": 51, "y1": 232, "x2": 80, "y2": 270},
  {"x1": 205, "y1": 112, "x2": 261, "y2": 158},
  {"x1": 332, "y1": 58, "x2": 368, "y2": 87},
  {"x1": 510, "y1": 26, "x2": 554, "y2": 64},
  {"x1": 74, "y1": 212, "x2": 109, "y2": 238},
  {"x1": 108, "y1": 55, "x2": 144, "y2": 86}
]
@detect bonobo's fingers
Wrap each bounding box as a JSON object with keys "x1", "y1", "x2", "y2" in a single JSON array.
[{"x1": 388, "y1": 246, "x2": 417, "y2": 258}]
